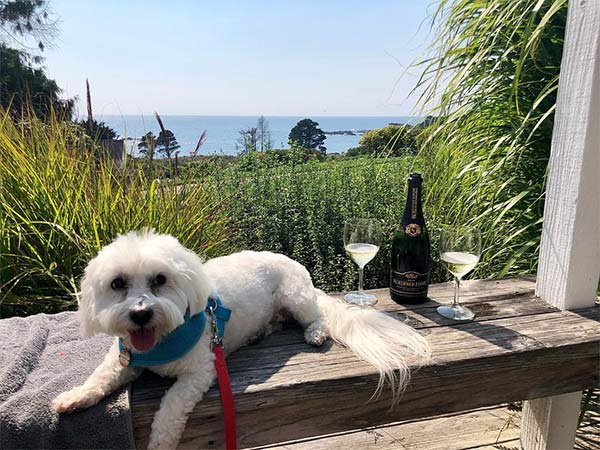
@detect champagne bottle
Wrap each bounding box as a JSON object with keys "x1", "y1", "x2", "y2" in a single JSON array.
[{"x1": 390, "y1": 173, "x2": 431, "y2": 304}]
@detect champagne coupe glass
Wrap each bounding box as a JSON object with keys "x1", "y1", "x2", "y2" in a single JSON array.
[
  {"x1": 343, "y1": 218, "x2": 382, "y2": 306},
  {"x1": 437, "y1": 226, "x2": 482, "y2": 320}
]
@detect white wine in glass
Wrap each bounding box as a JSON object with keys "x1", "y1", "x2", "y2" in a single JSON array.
[
  {"x1": 343, "y1": 218, "x2": 382, "y2": 306},
  {"x1": 437, "y1": 226, "x2": 482, "y2": 320},
  {"x1": 345, "y1": 243, "x2": 379, "y2": 268}
]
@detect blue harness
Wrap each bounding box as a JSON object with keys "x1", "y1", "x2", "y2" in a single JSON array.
[{"x1": 118, "y1": 296, "x2": 231, "y2": 367}]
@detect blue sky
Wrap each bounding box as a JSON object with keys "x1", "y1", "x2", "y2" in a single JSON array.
[{"x1": 44, "y1": 1, "x2": 435, "y2": 117}]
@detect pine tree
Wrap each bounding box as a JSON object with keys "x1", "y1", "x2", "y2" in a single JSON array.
[{"x1": 156, "y1": 129, "x2": 180, "y2": 160}]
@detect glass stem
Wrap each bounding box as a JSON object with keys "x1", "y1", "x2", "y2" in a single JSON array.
[
  {"x1": 452, "y1": 277, "x2": 461, "y2": 307},
  {"x1": 358, "y1": 267, "x2": 364, "y2": 293}
]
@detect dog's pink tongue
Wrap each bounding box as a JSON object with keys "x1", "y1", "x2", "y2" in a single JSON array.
[{"x1": 129, "y1": 328, "x2": 155, "y2": 351}]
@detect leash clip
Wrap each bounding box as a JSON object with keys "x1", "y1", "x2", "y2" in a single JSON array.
[{"x1": 207, "y1": 304, "x2": 223, "y2": 347}]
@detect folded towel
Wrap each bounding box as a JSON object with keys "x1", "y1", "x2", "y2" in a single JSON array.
[{"x1": 0, "y1": 311, "x2": 134, "y2": 449}]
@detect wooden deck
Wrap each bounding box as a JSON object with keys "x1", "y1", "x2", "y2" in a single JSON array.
[{"x1": 130, "y1": 277, "x2": 600, "y2": 449}]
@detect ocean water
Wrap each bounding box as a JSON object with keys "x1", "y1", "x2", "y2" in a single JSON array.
[{"x1": 101, "y1": 115, "x2": 419, "y2": 156}]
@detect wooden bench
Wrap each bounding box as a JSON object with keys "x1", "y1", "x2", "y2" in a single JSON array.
[{"x1": 130, "y1": 277, "x2": 600, "y2": 449}]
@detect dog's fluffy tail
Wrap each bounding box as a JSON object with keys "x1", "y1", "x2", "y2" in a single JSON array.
[{"x1": 315, "y1": 289, "x2": 431, "y2": 400}]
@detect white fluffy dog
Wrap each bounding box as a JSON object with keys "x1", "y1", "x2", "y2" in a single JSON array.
[{"x1": 53, "y1": 230, "x2": 430, "y2": 449}]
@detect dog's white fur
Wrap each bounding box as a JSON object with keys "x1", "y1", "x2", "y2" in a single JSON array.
[{"x1": 53, "y1": 230, "x2": 430, "y2": 449}]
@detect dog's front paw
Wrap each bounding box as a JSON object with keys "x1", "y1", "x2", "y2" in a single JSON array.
[
  {"x1": 148, "y1": 430, "x2": 179, "y2": 450},
  {"x1": 53, "y1": 386, "x2": 103, "y2": 413}
]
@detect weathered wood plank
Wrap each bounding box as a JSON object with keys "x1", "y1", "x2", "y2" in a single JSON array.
[
  {"x1": 228, "y1": 293, "x2": 552, "y2": 352},
  {"x1": 223, "y1": 276, "x2": 539, "y2": 352},
  {"x1": 256, "y1": 405, "x2": 521, "y2": 450},
  {"x1": 169, "y1": 343, "x2": 596, "y2": 449},
  {"x1": 131, "y1": 300, "x2": 600, "y2": 449},
  {"x1": 213, "y1": 307, "x2": 595, "y2": 387},
  {"x1": 338, "y1": 276, "x2": 537, "y2": 311},
  {"x1": 254, "y1": 393, "x2": 599, "y2": 450}
]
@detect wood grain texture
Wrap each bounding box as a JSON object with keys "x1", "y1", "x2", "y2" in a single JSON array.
[
  {"x1": 130, "y1": 278, "x2": 600, "y2": 449},
  {"x1": 535, "y1": 0, "x2": 600, "y2": 310},
  {"x1": 524, "y1": 0, "x2": 600, "y2": 448},
  {"x1": 258, "y1": 405, "x2": 521, "y2": 450},
  {"x1": 522, "y1": 392, "x2": 583, "y2": 450}
]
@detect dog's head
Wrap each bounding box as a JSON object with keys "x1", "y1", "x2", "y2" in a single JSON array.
[{"x1": 78, "y1": 230, "x2": 213, "y2": 351}]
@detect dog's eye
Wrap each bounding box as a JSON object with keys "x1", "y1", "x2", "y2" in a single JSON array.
[
  {"x1": 154, "y1": 274, "x2": 167, "y2": 286},
  {"x1": 111, "y1": 277, "x2": 126, "y2": 290}
]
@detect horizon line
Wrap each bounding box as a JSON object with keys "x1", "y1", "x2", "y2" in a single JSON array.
[{"x1": 92, "y1": 113, "x2": 422, "y2": 118}]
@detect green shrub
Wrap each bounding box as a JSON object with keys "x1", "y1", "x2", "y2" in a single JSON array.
[
  {"x1": 0, "y1": 109, "x2": 232, "y2": 316},
  {"x1": 348, "y1": 124, "x2": 418, "y2": 157},
  {"x1": 211, "y1": 156, "x2": 424, "y2": 293}
]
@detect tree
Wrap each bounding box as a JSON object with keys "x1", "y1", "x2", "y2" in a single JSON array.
[
  {"x1": 237, "y1": 127, "x2": 258, "y2": 155},
  {"x1": 156, "y1": 129, "x2": 180, "y2": 160},
  {"x1": 288, "y1": 119, "x2": 326, "y2": 154},
  {"x1": 257, "y1": 115, "x2": 272, "y2": 152},
  {"x1": 138, "y1": 131, "x2": 156, "y2": 158},
  {"x1": 0, "y1": 44, "x2": 73, "y2": 119},
  {"x1": 0, "y1": 1, "x2": 72, "y2": 120},
  {"x1": 0, "y1": 0, "x2": 57, "y2": 53},
  {"x1": 79, "y1": 118, "x2": 117, "y2": 141}
]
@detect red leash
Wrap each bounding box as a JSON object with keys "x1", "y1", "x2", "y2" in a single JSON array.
[
  {"x1": 207, "y1": 298, "x2": 237, "y2": 450},
  {"x1": 212, "y1": 344, "x2": 237, "y2": 450}
]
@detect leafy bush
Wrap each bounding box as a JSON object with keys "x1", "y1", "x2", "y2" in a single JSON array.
[
  {"x1": 0, "y1": 109, "x2": 232, "y2": 316},
  {"x1": 211, "y1": 156, "x2": 424, "y2": 292},
  {"x1": 347, "y1": 124, "x2": 418, "y2": 157}
]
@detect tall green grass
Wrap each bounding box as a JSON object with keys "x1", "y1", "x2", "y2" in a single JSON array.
[
  {"x1": 0, "y1": 109, "x2": 232, "y2": 316},
  {"x1": 412, "y1": 0, "x2": 566, "y2": 278}
]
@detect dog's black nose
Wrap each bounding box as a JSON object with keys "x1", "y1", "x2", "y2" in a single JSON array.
[{"x1": 129, "y1": 306, "x2": 153, "y2": 326}]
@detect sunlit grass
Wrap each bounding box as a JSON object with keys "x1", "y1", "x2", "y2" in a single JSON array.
[
  {"x1": 412, "y1": 0, "x2": 566, "y2": 278},
  {"x1": 0, "y1": 108, "x2": 232, "y2": 316}
]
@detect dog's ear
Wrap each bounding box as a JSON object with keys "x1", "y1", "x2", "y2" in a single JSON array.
[{"x1": 78, "y1": 274, "x2": 100, "y2": 337}]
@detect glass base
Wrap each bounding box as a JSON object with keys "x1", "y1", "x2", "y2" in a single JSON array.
[
  {"x1": 437, "y1": 304, "x2": 475, "y2": 321},
  {"x1": 344, "y1": 292, "x2": 378, "y2": 306}
]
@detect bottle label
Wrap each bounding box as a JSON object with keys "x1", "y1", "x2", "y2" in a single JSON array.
[
  {"x1": 390, "y1": 270, "x2": 429, "y2": 296},
  {"x1": 411, "y1": 187, "x2": 419, "y2": 219},
  {"x1": 404, "y1": 223, "x2": 422, "y2": 237}
]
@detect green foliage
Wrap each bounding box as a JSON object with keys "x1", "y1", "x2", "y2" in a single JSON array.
[
  {"x1": 413, "y1": 0, "x2": 567, "y2": 278},
  {"x1": 237, "y1": 147, "x2": 324, "y2": 171},
  {"x1": 0, "y1": 1, "x2": 72, "y2": 120},
  {"x1": 288, "y1": 118, "x2": 327, "y2": 154},
  {"x1": 138, "y1": 131, "x2": 156, "y2": 157},
  {"x1": 348, "y1": 124, "x2": 418, "y2": 157},
  {"x1": 237, "y1": 127, "x2": 258, "y2": 155},
  {"x1": 0, "y1": 108, "x2": 232, "y2": 316},
  {"x1": 79, "y1": 118, "x2": 118, "y2": 141},
  {"x1": 177, "y1": 154, "x2": 237, "y2": 179},
  {"x1": 156, "y1": 129, "x2": 180, "y2": 159},
  {"x1": 0, "y1": 44, "x2": 73, "y2": 119},
  {"x1": 210, "y1": 156, "x2": 421, "y2": 292}
]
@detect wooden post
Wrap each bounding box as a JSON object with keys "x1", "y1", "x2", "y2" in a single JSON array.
[{"x1": 521, "y1": 1, "x2": 600, "y2": 449}]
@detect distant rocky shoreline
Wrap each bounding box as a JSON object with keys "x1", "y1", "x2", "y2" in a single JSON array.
[
  {"x1": 324, "y1": 122, "x2": 412, "y2": 136},
  {"x1": 323, "y1": 129, "x2": 369, "y2": 136}
]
